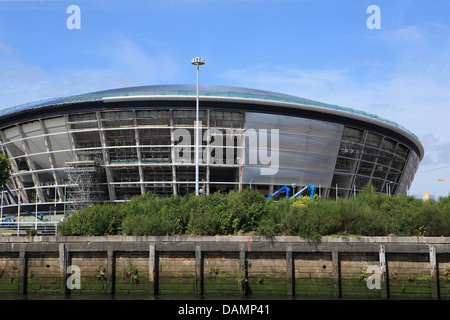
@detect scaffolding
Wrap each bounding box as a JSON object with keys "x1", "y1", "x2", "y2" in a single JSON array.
[
  {"x1": 64, "y1": 152, "x2": 104, "y2": 213},
  {"x1": 62, "y1": 109, "x2": 245, "y2": 206}
]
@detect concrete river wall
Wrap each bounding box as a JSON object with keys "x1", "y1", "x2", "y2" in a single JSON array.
[{"x1": 0, "y1": 235, "x2": 449, "y2": 299}]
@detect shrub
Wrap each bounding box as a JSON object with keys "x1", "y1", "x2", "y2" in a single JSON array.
[
  {"x1": 218, "y1": 188, "x2": 267, "y2": 234},
  {"x1": 61, "y1": 203, "x2": 122, "y2": 236},
  {"x1": 304, "y1": 199, "x2": 342, "y2": 237},
  {"x1": 161, "y1": 194, "x2": 195, "y2": 234},
  {"x1": 187, "y1": 205, "x2": 219, "y2": 235},
  {"x1": 121, "y1": 212, "x2": 172, "y2": 236},
  {"x1": 256, "y1": 198, "x2": 292, "y2": 237},
  {"x1": 434, "y1": 200, "x2": 450, "y2": 236},
  {"x1": 277, "y1": 196, "x2": 342, "y2": 238},
  {"x1": 58, "y1": 188, "x2": 450, "y2": 238}
]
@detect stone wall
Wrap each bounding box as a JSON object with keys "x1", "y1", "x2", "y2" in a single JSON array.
[{"x1": 0, "y1": 236, "x2": 448, "y2": 299}]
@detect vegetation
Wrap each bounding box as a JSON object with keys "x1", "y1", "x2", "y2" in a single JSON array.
[
  {"x1": 0, "y1": 153, "x2": 11, "y2": 188},
  {"x1": 58, "y1": 186, "x2": 450, "y2": 238}
]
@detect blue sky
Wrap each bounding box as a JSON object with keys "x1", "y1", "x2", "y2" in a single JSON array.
[{"x1": 1, "y1": 0, "x2": 450, "y2": 198}]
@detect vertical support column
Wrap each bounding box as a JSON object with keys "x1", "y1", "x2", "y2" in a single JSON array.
[
  {"x1": 332, "y1": 251, "x2": 340, "y2": 298},
  {"x1": 106, "y1": 249, "x2": 115, "y2": 296},
  {"x1": 350, "y1": 130, "x2": 368, "y2": 192},
  {"x1": 379, "y1": 245, "x2": 388, "y2": 299},
  {"x1": 286, "y1": 246, "x2": 294, "y2": 296},
  {"x1": 205, "y1": 109, "x2": 210, "y2": 196},
  {"x1": 59, "y1": 243, "x2": 68, "y2": 295},
  {"x1": 239, "y1": 245, "x2": 248, "y2": 296},
  {"x1": 195, "y1": 244, "x2": 203, "y2": 295},
  {"x1": 39, "y1": 119, "x2": 64, "y2": 201},
  {"x1": 149, "y1": 243, "x2": 158, "y2": 295},
  {"x1": 0, "y1": 131, "x2": 28, "y2": 203},
  {"x1": 169, "y1": 115, "x2": 178, "y2": 196},
  {"x1": 429, "y1": 245, "x2": 439, "y2": 300},
  {"x1": 64, "y1": 115, "x2": 76, "y2": 155},
  {"x1": 16, "y1": 125, "x2": 44, "y2": 203},
  {"x1": 18, "y1": 248, "x2": 27, "y2": 295},
  {"x1": 133, "y1": 111, "x2": 146, "y2": 195},
  {"x1": 96, "y1": 112, "x2": 116, "y2": 201}
]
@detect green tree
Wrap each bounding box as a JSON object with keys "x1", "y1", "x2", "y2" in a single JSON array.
[{"x1": 0, "y1": 153, "x2": 11, "y2": 187}]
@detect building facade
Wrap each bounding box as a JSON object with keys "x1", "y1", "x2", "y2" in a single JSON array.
[{"x1": 0, "y1": 85, "x2": 423, "y2": 215}]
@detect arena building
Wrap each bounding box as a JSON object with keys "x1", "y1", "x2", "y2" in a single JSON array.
[{"x1": 0, "y1": 84, "x2": 423, "y2": 217}]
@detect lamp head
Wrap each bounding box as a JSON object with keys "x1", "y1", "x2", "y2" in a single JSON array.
[{"x1": 191, "y1": 57, "x2": 205, "y2": 65}]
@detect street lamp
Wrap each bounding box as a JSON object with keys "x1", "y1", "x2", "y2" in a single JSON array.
[
  {"x1": 191, "y1": 57, "x2": 205, "y2": 196},
  {"x1": 386, "y1": 181, "x2": 393, "y2": 196},
  {"x1": 17, "y1": 188, "x2": 22, "y2": 236}
]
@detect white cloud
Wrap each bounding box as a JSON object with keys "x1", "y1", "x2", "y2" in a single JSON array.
[
  {"x1": 221, "y1": 65, "x2": 352, "y2": 102},
  {"x1": 220, "y1": 24, "x2": 450, "y2": 197},
  {"x1": 100, "y1": 35, "x2": 178, "y2": 83},
  {"x1": 419, "y1": 134, "x2": 450, "y2": 166},
  {"x1": 0, "y1": 35, "x2": 179, "y2": 109}
]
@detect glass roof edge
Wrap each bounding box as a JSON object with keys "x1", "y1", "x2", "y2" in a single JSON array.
[{"x1": 0, "y1": 87, "x2": 420, "y2": 144}]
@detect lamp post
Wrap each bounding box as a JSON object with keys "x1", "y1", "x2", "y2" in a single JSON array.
[
  {"x1": 17, "y1": 188, "x2": 21, "y2": 236},
  {"x1": 191, "y1": 57, "x2": 205, "y2": 196},
  {"x1": 386, "y1": 181, "x2": 393, "y2": 196}
]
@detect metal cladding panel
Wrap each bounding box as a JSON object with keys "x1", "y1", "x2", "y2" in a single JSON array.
[
  {"x1": 245, "y1": 112, "x2": 343, "y2": 138},
  {"x1": 242, "y1": 112, "x2": 343, "y2": 187},
  {"x1": 276, "y1": 133, "x2": 343, "y2": 154},
  {"x1": 396, "y1": 150, "x2": 420, "y2": 195},
  {"x1": 242, "y1": 166, "x2": 334, "y2": 187}
]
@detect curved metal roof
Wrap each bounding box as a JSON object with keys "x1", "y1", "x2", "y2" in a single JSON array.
[{"x1": 0, "y1": 84, "x2": 423, "y2": 158}]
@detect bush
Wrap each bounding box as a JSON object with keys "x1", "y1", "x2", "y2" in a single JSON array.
[
  {"x1": 302, "y1": 198, "x2": 342, "y2": 237},
  {"x1": 274, "y1": 196, "x2": 342, "y2": 238},
  {"x1": 217, "y1": 188, "x2": 267, "y2": 234},
  {"x1": 121, "y1": 212, "x2": 172, "y2": 236},
  {"x1": 161, "y1": 194, "x2": 195, "y2": 234},
  {"x1": 187, "y1": 205, "x2": 219, "y2": 235},
  {"x1": 256, "y1": 198, "x2": 292, "y2": 237},
  {"x1": 58, "y1": 188, "x2": 450, "y2": 238},
  {"x1": 434, "y1": 199, "x2": 450, "y2": 236},
  {"x1": 61, "y1": 203, "x2": 123, "y2": 236}
]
